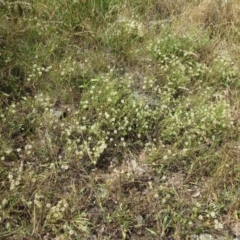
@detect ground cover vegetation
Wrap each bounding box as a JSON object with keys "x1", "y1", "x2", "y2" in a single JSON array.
[{"x1": 1, "y1": 0, "x2": 240, "y2": 239}]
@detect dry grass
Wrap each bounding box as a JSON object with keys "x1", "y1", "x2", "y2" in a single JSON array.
[{"x1": 1, "y1": 0, "x2": 240, "y2": 239}]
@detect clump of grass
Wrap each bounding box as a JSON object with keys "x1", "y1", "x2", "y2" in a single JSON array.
[{"x1": 1, "y1": 0, "x2": 240, "y2": 239}]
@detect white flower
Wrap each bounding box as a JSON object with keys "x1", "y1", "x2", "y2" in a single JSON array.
[
  {"x1": 210, "y1": 211, "x2": 216, "y2": 218},
  {"x1": 105, "y1": 112, "x2": 110, "y2": 119},
  {"x1": 5, "y1": 149, "x2": 12, "y2": 155},
  {"x1": 214, "y1": 219, "x2": 223, "y2": 229}
]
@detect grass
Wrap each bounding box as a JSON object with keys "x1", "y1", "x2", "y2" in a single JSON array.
[{"x1": 1, "y1": 0, "x2": 240, "y2": 239}]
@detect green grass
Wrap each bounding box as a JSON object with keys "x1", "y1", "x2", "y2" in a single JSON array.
[{"x1": 1, "y1": 0, "x2": 240, "y2": 239}]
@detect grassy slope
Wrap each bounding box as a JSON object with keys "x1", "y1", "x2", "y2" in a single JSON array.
[{"x1": 1, "y1": 0, "x2": 240, "y2": 239}]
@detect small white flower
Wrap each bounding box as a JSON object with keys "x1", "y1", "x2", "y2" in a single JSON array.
[
  {"x1": 161, "y1": 176, "x2": 167, "y2": 180},
  {"x1": 5, "y1": 149, "x2": 12, "y2": 155},
  {"x1": 105, "y1": 112, "x2": 110, "y2": 119},
  {"x1": 210, "y1": 211, "x2": 216, "y2": 218},
  {"x1": 80, "y1": 126, "x2": 86, "y2": 130},
  {"x1": 63, "y1": 201, "x2": 68, "y2": 208},
  {"x1": 2, "y1": 198, "x2": 7, "y2": 206},
  {"x1": 46, "y1": 203, "x2": 51, "y2": 208},
  {"x1": 214, "y1": 219, "x2": 223, "y2": 229},
  {"x1": 50, "y1": 163, "x2": 55, "y2": 169}
]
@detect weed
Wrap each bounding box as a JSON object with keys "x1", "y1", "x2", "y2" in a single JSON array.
[{"x1": 1, "y1": 0, "x2": 240, "y2": 239}]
